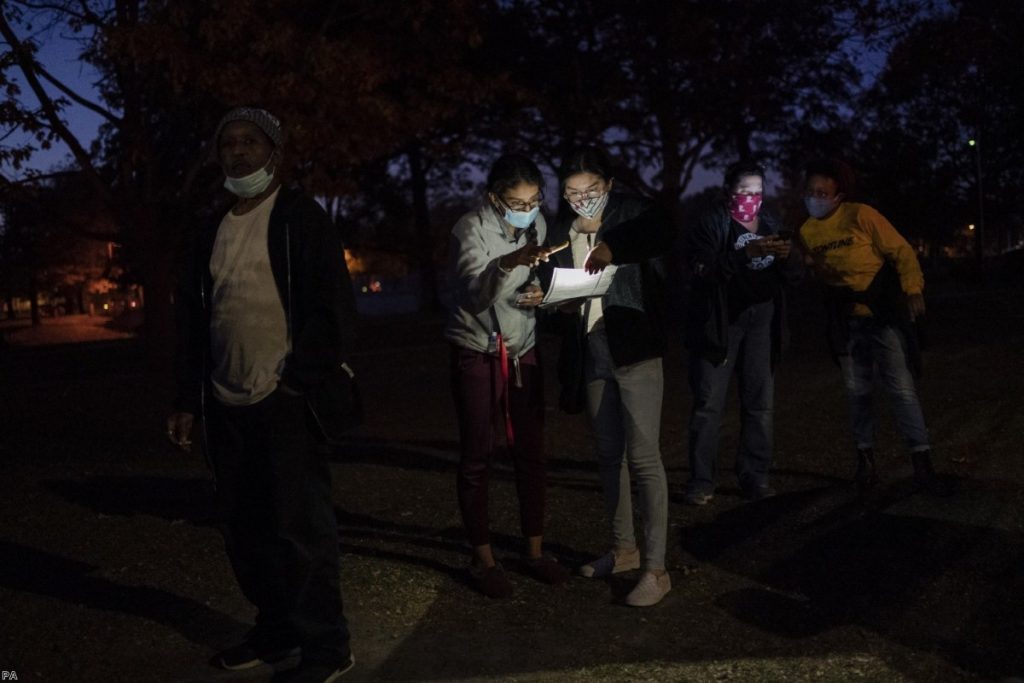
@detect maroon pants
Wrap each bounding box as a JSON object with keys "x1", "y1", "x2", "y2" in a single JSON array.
[{"x1": 450, "y1": 344, "x2": 546, "y2": 547}]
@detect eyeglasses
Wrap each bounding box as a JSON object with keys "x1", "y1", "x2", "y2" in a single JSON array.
[
  {"x1": 500, "y1": 193, "x2": 544, "y2": 212},
  {"x1": 563, "y1": 187, "x2": 606, "y2": 203}
]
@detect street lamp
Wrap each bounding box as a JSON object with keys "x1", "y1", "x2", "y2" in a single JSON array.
[{"x1": 968, "y1": 137, "x2": 985, "y2": 266}]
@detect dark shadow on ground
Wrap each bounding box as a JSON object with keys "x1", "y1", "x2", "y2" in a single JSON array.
[
  {"x1": 0, "y1": 541, "x2": 246, "y2": 647},
  {"x1": 683, "y1": 479, "x2": 1024, "y2": 679},
  {"x1": 44, "y1": 476, "x2": 218, "y2": 527},
  {"x1": 329, "y1": 438, "x2": 459, "y2": 472},
  {"x1": 352, "y1": 477, "x2": 1022, "y2": 681},
  {"x1": 35, "y1": 454, "x2": 1022, "y2": 678},
  {"x1": 42, "y1": 475, "x2": 593, "y2": 587},
  {"x1": 335, "y1": 507, "x2": 591, "y2": 581},
  {"x1": 331, "y1": 437, "x2": 601, "y2": 474}
]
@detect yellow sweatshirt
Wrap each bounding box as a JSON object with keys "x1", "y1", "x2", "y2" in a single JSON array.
[{"x1": 799, "y1": 203, "x2": 924, "y2": 316}]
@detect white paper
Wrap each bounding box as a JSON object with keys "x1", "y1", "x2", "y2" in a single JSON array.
[{"x1": 540, "y1": 266, "x2": 618, "y2": 307}]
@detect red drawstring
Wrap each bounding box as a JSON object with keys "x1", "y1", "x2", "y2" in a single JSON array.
[{"x1": 496, "y1": 333, "x2": 514, "y2": 446}]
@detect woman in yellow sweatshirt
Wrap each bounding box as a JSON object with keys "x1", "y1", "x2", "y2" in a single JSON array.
[{"x1": 798, "y1": 159, "x2": 950, "y2": 497}]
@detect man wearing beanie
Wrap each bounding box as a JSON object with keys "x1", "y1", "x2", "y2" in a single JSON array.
[{"x1": 168, "y1": 106, "x2": 358, "y2": 682}]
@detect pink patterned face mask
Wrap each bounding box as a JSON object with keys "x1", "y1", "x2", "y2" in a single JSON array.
[{"x1": 729, "y1": 193, "x2": 763, "y2": 223}]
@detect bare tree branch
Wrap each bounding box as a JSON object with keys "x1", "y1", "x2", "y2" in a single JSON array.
[
  {"x1": 75, "y1": 0, "x2": 104, "y2": 24},
  {"x1": 607, "y1": 157, "x2": 657, "y2": 198},
  {"x1": 0, "y1": 126, "x2": 24, "y2": 144},
  {"x1": 0, "y1": 12, "x2": 111, "y2": 203},
  {"x1": 2, "y1": 168, "x2": 80, "y2": 185},
  {"x1": 15, "y1": 2, "x2": 91, "y2": 23},
  {"x1": 677, "y1": 138, "x2": 709, "y2": 198},
  {"x1": 179, "y1": 139, "x2": 213, "y2": 198},
  {"x1": 35, "y1": 62, "x2": 121, "y2": 125}
]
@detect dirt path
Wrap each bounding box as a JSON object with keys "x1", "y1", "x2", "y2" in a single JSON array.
[{"x1": 1, "y1": 314, "x2": 135, "y2": 347}]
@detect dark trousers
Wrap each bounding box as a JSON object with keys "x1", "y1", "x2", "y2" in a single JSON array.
[
  {"x1": 450, "y1": 345, "x2": 546, "y2": 547},
  {"x1": 205, "y1": 389, "x2": 350, "y2": 664},
  {"x1": 687, "y1": 301, "x2": 775, "y2": 493}
]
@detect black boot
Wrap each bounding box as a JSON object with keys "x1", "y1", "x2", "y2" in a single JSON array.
[
  {"x1": 854, "y1": 448, "x2": 878, "y2": 491},
  {"x1": 911, "y1": 450, "x2": 953, "y2": 497}
]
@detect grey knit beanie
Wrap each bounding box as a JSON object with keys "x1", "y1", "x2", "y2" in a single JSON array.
[{"x1": 214, "y1": 106, "x2": 284, "y2": 147}]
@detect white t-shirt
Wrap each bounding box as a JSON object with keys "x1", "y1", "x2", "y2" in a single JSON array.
[
  {"x1": 208, "y1": 188, "x2": 290, "y2": 406},
  {"x1": 570, "y1": 226, "x2": 605, "y2": 334}
]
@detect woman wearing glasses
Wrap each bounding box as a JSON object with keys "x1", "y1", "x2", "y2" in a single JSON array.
[
  {"x1": 541, "y1": 147, "x2": 676, "y2": 606},
  {"x1": 444, "y1": 153, "x2": 569, "y2": 598}
]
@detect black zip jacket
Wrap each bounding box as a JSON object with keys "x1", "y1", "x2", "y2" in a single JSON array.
[
  {"x1": 685, "y1": 204, "x2": 802, "y2": 368},
  {"x1": 173, "y1": 185, "x2": 357, "y2": 416},
  {"x1": 822, "y1": 260, "x2": 924, "y2": 377},
  {"x1": 539, "y1": 192, "x2": 676, "y2": 412}
]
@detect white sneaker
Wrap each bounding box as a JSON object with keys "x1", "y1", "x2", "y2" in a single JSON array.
[{"x1": 624, "y1": 571, "x2": 671, "y2": 607}]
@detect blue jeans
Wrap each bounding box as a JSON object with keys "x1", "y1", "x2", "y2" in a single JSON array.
[
  {"x1": 687, "y1": 301, "x2": 774, "y2": 495},
  {"x1": 585, "y1": 329, "x2": 669, "y2": 571},
  {"x1": 839, "y1": 317, "x2": 930, "y2": 452}
]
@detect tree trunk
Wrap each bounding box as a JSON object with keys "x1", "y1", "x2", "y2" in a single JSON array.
[
  {"x1": 128, "y1": 204, "x2": 180, "y2": 371},
  {"x1": 141, "y1": 265, "x2": 176, "y2": 370},
  {"x1": 735, "y1": 129, "x2": 753, "y2": 160},
  {"x1": 407, "y1": 143, "x2": 441, "y2": 313},
  {"x1": 653, "y1": 104, "x2": 686, "y2": 228},
  {"x1": 29, "y1": 277, "x2": 40, "y2": 326}
]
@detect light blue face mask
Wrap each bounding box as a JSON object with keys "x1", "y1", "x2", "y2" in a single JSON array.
[
  {"x1": 224, "y1": 157, "x2": 275, "y2": 198},
  {"x1": 804, "y1": 196, "x2": 838, "y2": 219},
  {"x1": 503, "y1": 205, "x2": 540, "y2": 229}
]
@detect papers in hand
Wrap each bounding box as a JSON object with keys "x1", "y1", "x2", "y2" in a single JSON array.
[{"x1": 540, "y1": 266, "x2": 618, "y2": 308}]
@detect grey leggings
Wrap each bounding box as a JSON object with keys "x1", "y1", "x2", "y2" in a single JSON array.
[{"x1": 585, "y1": 328, "x2": 669, "y2": 571}]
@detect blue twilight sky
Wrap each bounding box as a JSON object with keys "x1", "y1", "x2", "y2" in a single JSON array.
[{"x1": 9, "y1": 25, "x2": 106, "y2": 172}]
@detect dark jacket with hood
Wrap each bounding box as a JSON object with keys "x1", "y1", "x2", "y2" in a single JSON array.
[
  {"x1": 539, "y1": 192, "x2": 676, "y2": 412},
  {"x1": 684, "y1": 204, "x2": 802, "y2": 368},
  {"x1": 173, "y1": 185, "x2": 358, "y2": 426}
]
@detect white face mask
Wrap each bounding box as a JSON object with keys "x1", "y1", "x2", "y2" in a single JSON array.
[
  {"x1": 224, "y1": 157, "x2": 275, "y2": 198},
  {"x1": 569, "y1": 192, "x2": 609, "y2": 219}
]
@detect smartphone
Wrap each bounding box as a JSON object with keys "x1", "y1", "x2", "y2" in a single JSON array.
[{"x1": 546, "y1": 239, "x2": 570, "y2": 255}]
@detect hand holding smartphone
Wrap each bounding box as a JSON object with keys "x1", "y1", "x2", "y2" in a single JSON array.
[{"x1": 546, "y1": 239, "x2": 570, "y2": 256}]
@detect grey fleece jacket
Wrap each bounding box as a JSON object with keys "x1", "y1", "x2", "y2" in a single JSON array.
[{"x1": 443, "y1": 204, "x2": 547, "y2": 357}]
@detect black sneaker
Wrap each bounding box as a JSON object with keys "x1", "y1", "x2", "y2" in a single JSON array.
[
  {"x1": 273, "y1": 655, "x2": 356, "y2": 683},
  {"x1": 854, "y1": 447, "x2": 879, "y2": 492},
  {"x1": 523, "y1": 555, "x2": 570, "y2": 586},
  {"x1": 213, "y1": 640, "x2": 301, "y2": 670},
  {"x1": 469, "y1": 562, "x2": 513, "y2": 598},
  {"x1": 911, "y1": 450, "x2": 953, "y2": 498}
]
